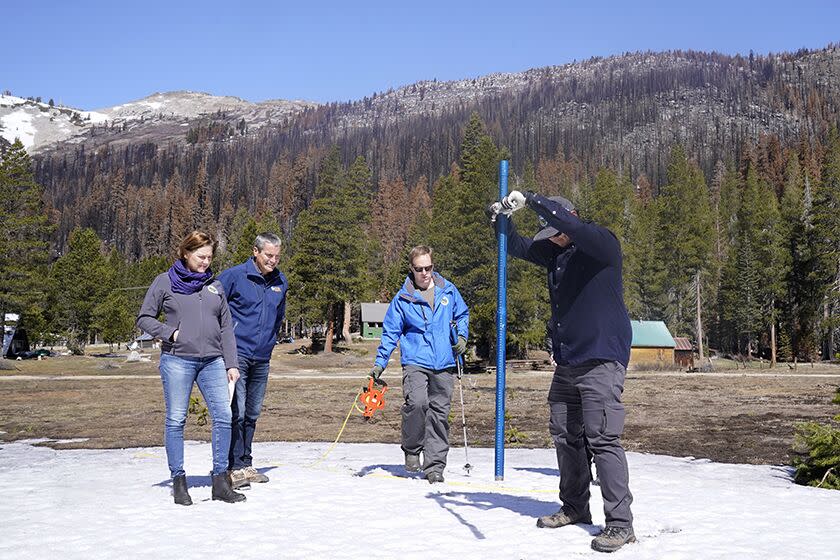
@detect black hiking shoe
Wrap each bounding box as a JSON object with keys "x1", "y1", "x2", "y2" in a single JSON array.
[
  {"x1": 536, "y1": 507, "x2": 592, "y2": 528},
  {"x1": 405, "y1": 453, "x2": 421, "y2": 473},
  {"x1": 211, "y1": 472, "x2": 246, "y2": 503},
  {"x1": 172, "y1": 475, "x2": 192, "y2": 506},
  {"x1": 591, "y1": 525, "x2": 636, "y2": 553},
  {"x1": 426, "y1": 471, "x2": 444, "y2": 484}
]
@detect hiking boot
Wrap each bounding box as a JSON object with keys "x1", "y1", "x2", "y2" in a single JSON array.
[
  {"x1": 536, "y1": 507, "x2": 592, "y2": 528},
  {"x1": 591, "y1": 525, "x2": 636, "y2": 553},
  {"x1": 426, "y1": 471, "x2": 445, "y2": 484},
  {"x1": 244, "y1": 466, "x2": 269, "y2": 483},
  {"x1": 172, "y1": 475, "x2": 192, "y2": 506},
  {"x1": 404, "y1": 453, "x2": 421, "y2": 473},
  {"x1": 212, "y1": 472, "x2": 247, "y2": 503},
  {"x1": 228, "y1": 468, "x2": 251, "y2": 490}
]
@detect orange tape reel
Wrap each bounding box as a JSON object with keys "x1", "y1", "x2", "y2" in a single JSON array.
[{"x1": 360, "y1": 377, "x2": 388, "y2": 418}]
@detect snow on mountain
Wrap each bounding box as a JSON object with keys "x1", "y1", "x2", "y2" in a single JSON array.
[
  {"x1": 0, "y1": 94, "x2": 107, "y2": 150},
  {"x1": 99, "y1": 90, "x2": 313, "y2": 122},
  {"x1": 0, "y1": 91, "x2": 317, "y2": 153}
]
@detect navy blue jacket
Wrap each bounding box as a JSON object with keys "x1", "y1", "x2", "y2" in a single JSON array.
[
  {"x1": 374, "y1": 273, "x2": 469, "y2": 371},
  {"x1": 503, "y1": 192, "x2": 631, "y2": 367},
  {"x1": 217, "y1": 258, "x2": 288, "y2": 362}
]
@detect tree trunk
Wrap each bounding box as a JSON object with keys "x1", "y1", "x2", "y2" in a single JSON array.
[
  {"x1": 824, "y1": 301, "x2": 830, "y2": 361},
  {"x1": 770, "y1": 297, "x2": 777, "y2": 368},
  {"x1": 695, "y1": 270, "x2": 704, "y2": 362},
  {"x1": 342, "y1": 301, "x2": 352, "y2": 344},
  {"x1": 0, "y1": 308, "x2": 5, "y2": 356},
  {"x1": 325, "y1": 305, "x2": 334, "y2": 353}
]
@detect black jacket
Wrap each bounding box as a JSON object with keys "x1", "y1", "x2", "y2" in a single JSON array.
[{"x1": 502, "y1": 192, "x2": 631, "y2": 367}]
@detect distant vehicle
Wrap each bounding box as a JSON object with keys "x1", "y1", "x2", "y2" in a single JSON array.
[
  {"x1": 277, "y1": 336, "x2": 294, "y2": 344},
  {"x1": 13, "y1": 348, "x2": 53, "y2": 360}
]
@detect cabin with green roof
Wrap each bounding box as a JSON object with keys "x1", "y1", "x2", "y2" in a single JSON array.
[{"x1": 629, "y1": 320, "x2": 676, "y2": 369}]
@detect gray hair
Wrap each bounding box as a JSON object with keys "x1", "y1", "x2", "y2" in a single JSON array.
[{"x1": 254, "y1": 232, "x2": 281, "y2": 251}]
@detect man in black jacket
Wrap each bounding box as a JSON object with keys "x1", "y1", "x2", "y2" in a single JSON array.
[{"x1": 489, "y1": 190, "x2": 635, "y2": 553}]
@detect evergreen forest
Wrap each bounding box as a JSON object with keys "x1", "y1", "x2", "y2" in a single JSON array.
[{"x1": 1, "y1": 47, "x2": 839, "y2": 362}]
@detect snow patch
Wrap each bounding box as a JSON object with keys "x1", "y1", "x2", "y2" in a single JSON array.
[{"x1": 0, "y1": 441, "x2": 838, "y2": 559}]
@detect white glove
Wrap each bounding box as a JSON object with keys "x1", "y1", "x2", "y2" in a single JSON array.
[
  {"x1": 499, "y1": 190, "x2": 527, "y2": 215},
  {"x1": 486, "y1": 202, "x2": 503, "y2": 222}
]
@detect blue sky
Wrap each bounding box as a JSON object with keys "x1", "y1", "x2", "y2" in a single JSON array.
[{"x1": 3, "y1": 0, "x2": 839, "y2": 110}]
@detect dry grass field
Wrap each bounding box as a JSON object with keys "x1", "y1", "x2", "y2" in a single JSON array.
[{"x1": 1, "y1": 338, "x2": 838, "y2": 466}]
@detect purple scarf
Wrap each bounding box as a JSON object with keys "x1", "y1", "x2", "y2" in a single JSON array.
[{"x1": 168, "y1": 259, "x2": 213, "y2": 295}]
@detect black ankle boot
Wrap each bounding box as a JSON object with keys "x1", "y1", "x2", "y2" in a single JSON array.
[
  {"x1": 212, "y1": 472, "x2": 246, "y2": 503},
  {"x1": 172, "y1": 475, "x2": 192, "y2": 506}
]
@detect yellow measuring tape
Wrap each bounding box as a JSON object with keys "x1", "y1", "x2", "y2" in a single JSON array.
[
  {"x1": 306, "y1": 389, "x2": 364, "y2": 468},
  {"x1": 302, "y1": 389, "x2": 559, "y2": 495}
]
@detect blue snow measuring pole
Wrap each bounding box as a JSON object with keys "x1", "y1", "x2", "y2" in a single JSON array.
[{"x1": 494, "y1": 160, "x2": 509, "y2": 480}]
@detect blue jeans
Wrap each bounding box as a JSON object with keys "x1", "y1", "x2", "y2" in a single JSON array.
[
  {"x1": 228, "y1": 356, "x2": 270, "y2": 470},
  {"x1": 159, "y1": 353, "x2": 232, "y2": 478}
]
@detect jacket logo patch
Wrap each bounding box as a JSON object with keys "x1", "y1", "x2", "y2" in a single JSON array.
[
  {"x1": 207, "y1": 285, "x2": 219, "y2": 295},
  {"x1": 440, "y1": 296, "x2": 449, "y2": 306},
  {"x1": 271, "y1": 286, "x2": 282, "y2": 292}
]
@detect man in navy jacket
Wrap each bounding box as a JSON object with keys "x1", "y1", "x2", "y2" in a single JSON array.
[
  {"x1": 218, "y1": 232, "x2": 287, "y2": 489},
  {"x1": 490, "y1": 191, "x2": 635, "y2": 553}
]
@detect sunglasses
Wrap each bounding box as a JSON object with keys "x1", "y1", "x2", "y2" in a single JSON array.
[{"x1": 412, "y1": 265, "x2": 434, "y2": 273}]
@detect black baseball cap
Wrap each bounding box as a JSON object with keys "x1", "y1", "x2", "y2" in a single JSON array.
[{"x1": 533, "y1": 196, "x2": 576, "y2": 241}]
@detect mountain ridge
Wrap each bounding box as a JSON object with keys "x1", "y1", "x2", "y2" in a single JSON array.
[{"x1": 4, "y1": 45, "x2": 838, "y2": 158}]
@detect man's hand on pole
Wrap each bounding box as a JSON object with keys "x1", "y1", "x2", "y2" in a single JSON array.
[
  {"x1": 486, "y1": 189, "x2": 527, "y2": 222},
  {"x1": 485, "y1": 202, "x2": 503, "y2": 223},
  {"x1": 499, "y1": 190, "x2": 527, "y2": 216},
  {"x1": 451, "y1": 335, "x2": 467, "y2": 356}
]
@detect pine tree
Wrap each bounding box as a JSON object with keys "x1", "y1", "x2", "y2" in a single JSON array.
[
  {"x1": 503, "y1": 160, "x2": 550, "y2": 357},
  {"x1": 288, "y1": 148, "x2": 369, "y2": 352},
  {"x1": 753, "y1": 168, "x2": 784, "y2": 365},
  {"x1": 778, "y1": 155, "x2": 823, "y2": 362},
  {"x1": 93, "y1": 290, "x2": 135, "y2": 352},
  {"x1": 624, "y1": 194, "x2": 667, "y2": 321},
  {"x1": 340, "y1": 155, "x2": 375, "y2": 341},
  {"x1": 48, "y1": 228, "x2": 110, "y2": 353},
  {"x1": 425, "y1": 113, "x2": 503, "y2": 357},
  {"x1": 372, "y1": 176, "x2": 409, "y2": 272},
  {"x1": 656, "y1": 146, "x2": 714, "y2": 341},
  {"x1": 812, "y1": 128, "x2": 840, "y2": 360},
  {"x1": 727, "y1": 165, "x2": 768, "y2": 358},
  {"x1": 707, "y1": 162, "x2": 741, "y2": 354},
  {"x1": 0, "y1": 140, "x2": 52, "y2": 353},
  {"x1": 579, "y1": 169, "x2": 633, "y2": 244}
]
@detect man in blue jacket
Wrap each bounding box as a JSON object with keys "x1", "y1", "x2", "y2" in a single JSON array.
[
  {"x1": 369, "y1": 245, "x2": 469, "y2": 484},
  {"x1": 490, "y1": 191, "x2": 635, "y2": 553},
  {"x1": 218, "y1": 232, "x2": 287, "y2": 489}
]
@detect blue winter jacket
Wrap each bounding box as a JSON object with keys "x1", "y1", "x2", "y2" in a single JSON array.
[
  {"x1": 374, "y1": 273, "x2": 469, "y2": 371},
  {"x1": 217, "y1": 258, "x2": 288, "y2": 362}
]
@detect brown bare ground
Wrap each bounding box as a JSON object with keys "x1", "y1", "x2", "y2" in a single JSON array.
[{"x1": 1, "y1": 339, "x2": 838, "y2": 466}]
